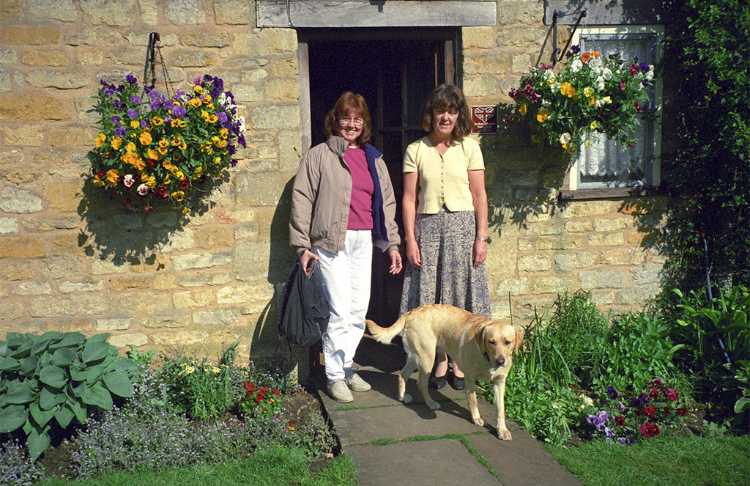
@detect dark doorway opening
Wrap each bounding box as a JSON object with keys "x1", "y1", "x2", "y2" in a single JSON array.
[{"x1": 303, "y1": 29, "x2": 458, "y2": 326}]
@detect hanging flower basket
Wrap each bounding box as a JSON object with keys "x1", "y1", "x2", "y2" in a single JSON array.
[
  {"x1": 509, "y1": 46, "x2": 654, "y2": 156},
  {"x1": 87, "y1": 73, "x2": 246, "y2": 214}
]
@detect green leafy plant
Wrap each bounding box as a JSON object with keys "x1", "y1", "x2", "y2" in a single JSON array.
[
  {"x1": 239, "y1": 381, "x2": 282, "y2": 418},
  {"x1": 0, "y1": 332, "x2": 136, "y2": 461},
  {"x1": 592, "y1": 312, "x2": 687, "y2": 396},
  {"x1": 672, "y1": 285, "x2": 750, "y2": 428}
]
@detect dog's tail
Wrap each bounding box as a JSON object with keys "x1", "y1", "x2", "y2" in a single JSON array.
[{"x1": 366, "y1": 314, "x2": 406, "y2": 345}]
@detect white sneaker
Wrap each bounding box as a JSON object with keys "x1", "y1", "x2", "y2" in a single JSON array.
[
  {"x1": 328, "y1": 380, "x2": 353, "y2": 403},
  {"x1": 347, "y1": 373, "x2": 372, "y2": 392}
]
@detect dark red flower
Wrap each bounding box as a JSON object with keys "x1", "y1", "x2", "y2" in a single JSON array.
[
  {"x1": 615, "y1": 415, "x2": 625, "y2": 426},
  {"x1": 629, "y1": 64, "x2": 639, "y2": 76},
  {"x1": 639, "y1": 421, "x2": 660, "y2": 438},
  {"x1": 244, "y1": 381, "x2": 256, "y2": 395},
  {"x1": 619, "y1": 80, "x2": 626, "y2": 91},
  {"x1": 644, "y1": 405, "x2": 657, "y2": 418},
  {"x1": 677, "y1": 407, "x2": 688, "y2": 416},
  {"x1": 664, "y1": 388, "x2": 678, "y2": 401},
  {"x1": 649, "y1": 387, "x2": 659, "y2": 399},
  {"x1": 635, "y1": 101, "x2": 642, "y2": 112},
  {"x1": 180, "y1": 178, "x2": 189, "y2": 190},
  {"x1": 147, "y1": 159, "x2": 157, "y2": 168},
  {"x1": 156, "y1": 185, "x2": 169, "y2": 199},
  {"x1": 272, "y1": 388, "x2": 281, "y2": 397},
  {"x1": 652, "y1": 378, "x2": 663, "y2": 387}
]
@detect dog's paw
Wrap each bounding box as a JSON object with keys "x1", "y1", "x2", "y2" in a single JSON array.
[
  {"x1": 498, "y1": 428, "x2": 513, "y2": 441},
  {"x1": 402, "y1": 393, "x2": 413, "y2": 404},
  {"x1": 426, "y1": 400, "x2": 441, "y2": 411},
  {"x1": 472, "y1": 417, "x2": 485, "y2": 427}
]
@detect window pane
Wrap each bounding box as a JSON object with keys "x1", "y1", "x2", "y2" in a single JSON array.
[{"x1": 578, "y1": 33, "x2": 657, "y2": 187}]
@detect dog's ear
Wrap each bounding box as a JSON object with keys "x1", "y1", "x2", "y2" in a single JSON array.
[
  {"x1": 513, "y1": 326, "x2": 525, "y2": 351},
  {"x1": 475, "y1": 323, "x2": 488, "y2": 353}
]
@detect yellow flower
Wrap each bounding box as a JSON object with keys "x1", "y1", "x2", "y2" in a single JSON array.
[
  {"x1": 105, "y1": 169, "x2": 119, "y2": 186},
  {"x1": 171, "y1": 190, "x2": 185, "y2": 202},
  {"x1": 518, "y1": 103, "x2": 527, "y2": 115},
  {"x1": 210, "y1": 135, "x2": 220, "y2": 144},
  {"x1": 178, "y1": 119, "x2": 187, "y2": 128},
  {"x1": 208, "y1": 114, "x2": 218, "y2": 124},
  {"x1": 193, "y1": 165, "x2": 204, "y2": 179},
  {"x1": 147, "y1": 148, "x2": 159, "y2": 160},
  {"x1": 215, "y1": 139, "x2": 228, "y2": 149},
  {"x1": 162, "y1": 160, "x2": 177, "y2": 172},
  {"x1": 211, "y1": 366, "x2": 220, "y2": 374},
  {"x1": 203, "y1": 94, "x2": 212, "y2": 104},
  {"x1": 536, "y1": 110, "x2": 549, "y2": 124},
  {"x1": 560, "y1": 82, "x2": 576, "y2": 98},
  {"x1": 589, "y1": 96, "x2": 597, "y2": 107},
  {"x1": 182, "y1": 207, "x2": 190, "y2": 215},
  {"x1": 158, "y1": 138, "x2": 169, "y2": 148},
  {"x1": 561, "y1": 143, "x2": 570, "y2": 152},
  {"x1": 170, "y1": 119, "x2": 181, "y2": 128},
  {"x1": 163, "y1": 174, "x2": 171, "y2": 184},
  {"x1": 95, "y1": 132, "x2": 106, "y2": 148},
  {"x1": 188, "y1": 97, "x2": 202, "y2": 108},
  {"x1": 171, "y1": 136, "x2": 182, "y2": 147},
  {"x1": 151, "y1": 116, "x2": 164, "y2": 126},
  {"x1": 590, "y1": 121, "x2": 599, "y2": 130},
  {"x1": 194, "y1": 85, "x2": 203, "y2": 94},
  {"x1": 130, "y1": 120, "x2": 140, "y2": 129},
  {"x1": 219, "y1": 128, "x2": 229, "y2": 139},
  {"x1": 145, "y1": 175, "x2": 156, "y2": 188},
  {"x1": 175, "y1": 170, "x2": 186, "y2": 181},
  {"x1": 201, "y1": 110, "x2": 210, "y2": 121},
  {"x1": 111, "y1": 136, "x2": 122, "y2": 150},
  {"x1": 583, "y1": 86, "x2": 594, "y2": 98},
  {"x1": 213, "y1": 156, "x2": 222, "y2": 165},
  {"x1": 126, "y1": 142, "x2": 137, "y2": 153},
  {"x1": 158, "y1": 146, "x2": 168, "y2": 155},
  {"x1": 178, "y1": 141, "x2": 186, "y2": 150},
  {"x1": 139, "y1": 131, "x2": 152, "y2": 146}
]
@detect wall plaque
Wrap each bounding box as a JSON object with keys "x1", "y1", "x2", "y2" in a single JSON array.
[{"x1": 471, "y1": 105, "x2": 497, "y2": 134}]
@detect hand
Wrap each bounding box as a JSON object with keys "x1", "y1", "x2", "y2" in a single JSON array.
[
  {"x1": 473, "y1": 239, "x2": 487, "y2": 268},
  {"x1": 299, "y1": 249, "x2": 319, "y2": 276},
  {"x1": 405, "y1": 238, "x2": 421, "y2": 268},
  {"x1": 388, "y1": 248, "x2": 403, "y2": 275}
]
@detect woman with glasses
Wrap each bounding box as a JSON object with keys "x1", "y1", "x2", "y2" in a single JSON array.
[
  {"x1": 400, "y1": 84, "x2": 491, "y2": 392},
  {"x1": 290, "y1": 92, "x2": 403, "y2": 403}
]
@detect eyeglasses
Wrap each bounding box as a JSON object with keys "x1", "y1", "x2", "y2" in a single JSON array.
[{"x1": 338, "y1": 117, "x2": 364, "y2": 127}]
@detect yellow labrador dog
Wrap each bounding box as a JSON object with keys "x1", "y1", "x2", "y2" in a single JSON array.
[{"x1": 366, "y1": 304, "x2": 523, "y2": 440}]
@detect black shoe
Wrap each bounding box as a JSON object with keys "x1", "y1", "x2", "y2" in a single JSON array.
[
  {"x1": 430, "y1": 374, "x2": 447, "y2": 390},
  {"x1": 449, "y1": 375, "x2": 465, "y2": 391}
]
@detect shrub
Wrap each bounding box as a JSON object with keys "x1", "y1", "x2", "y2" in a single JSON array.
[
  {"x1": 591, "y1": 312, "x2": 688, "y2": 396},
  {"x1": 672, "y1": 285, "x2": 750, "y2": 429},
  {"x1": 0, "y1": 441, "x2": 44, "y2": 486},
  {"x1": 0, "y1": 332, "x2": 136, "y2": 461}
]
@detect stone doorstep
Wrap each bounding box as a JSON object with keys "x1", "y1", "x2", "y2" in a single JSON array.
[{"x1": 347, "y1": 440, "x2": 499, "y2": 486}]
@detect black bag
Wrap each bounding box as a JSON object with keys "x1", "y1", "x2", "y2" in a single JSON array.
[{"x1": 278, "y1": 261, "x2": 330, "y2": 346}]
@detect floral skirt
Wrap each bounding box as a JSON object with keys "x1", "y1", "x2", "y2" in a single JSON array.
[{"x1": 400, "y1": 209, "x2": 491, "y2": 317}]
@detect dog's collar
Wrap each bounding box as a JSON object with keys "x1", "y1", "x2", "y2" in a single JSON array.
[{"x1": 483, "y1": 350, "x2": 492, "y2": 364}]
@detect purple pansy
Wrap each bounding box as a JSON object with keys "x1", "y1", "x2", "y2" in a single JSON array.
[
  {"x1": 115, "y1": 126, "x2": 126, "y2": 137},
  {"x1": 140, "y1": 119, "x2": 148, "y2": 128},
  {"x1": 113, "y1": 99, "x2": 124, "y2": 109},
  {"x1": 217, "y1": 112, "x2": 228, "y2": 125},
  {"x1": 127, "y1": 108, "x2": 139, "y2": 119},
  {"x1": 111, "y1": 115, "x2": 121, "y2": 125},
  {"x1": 126, "y1": 73, "x2": 137, "y2": 85},
  {"x1": 607, "y1": 386, "x2": 619, "y2": 399},
  {"x1": 130, "y1": 95, "x2": 141, "y2": 104},
  {"x1": 639, "y1": 62, "x2": 650, "y2": 73},
  {"x1": 172, "y1": 105, "x2": 186, "y2": 118},
  {"x1": 586, "y1": 410, "x2": 609, "y2": 431}
]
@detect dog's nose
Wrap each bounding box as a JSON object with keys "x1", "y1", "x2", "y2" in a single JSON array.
[{"x1": 496, "y1": 356, "x2": 505, "y2": 367}]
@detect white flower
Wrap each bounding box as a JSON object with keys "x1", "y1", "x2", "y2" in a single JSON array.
[
  {"x1": 596, "y1": 76, "x2": 605, "y2": 91},
  {"x1": 646, "y1": 65, "x2": 654, "y2": 81},
  {"x1": 602, "y1": 67, "x2": 613, "y2": 80},
  {"x1": 137, "y1": 183, "x2": 149, "y2": 196},
  {"x1": 571, "y1": 59, "x2": 583, "y2": 73},
  {"x1": 238, "y1": 115, "x2": 246, "y2": 134},
  {"x1": 559, "y1": 132, "x2": 571, "y2": 145},
  {"x1": 590, "y1": 57, "x2": 602, "y2": 69},
  {"x1": 542, "y1": 99, "x2": 551, "y2": 106},
  {"x1": 123, "y1": 174, "x2": 134, "y2": 188},
  {"x1": 595, "y1": 96, "x2": 613, "y2": 108}
]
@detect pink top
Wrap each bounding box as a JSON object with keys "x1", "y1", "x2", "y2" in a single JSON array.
[{"x1": 344, "y1": 147, "x2": 374, "y2": 230}]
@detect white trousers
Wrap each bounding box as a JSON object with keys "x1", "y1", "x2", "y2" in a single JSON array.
[{"x1": 315, "y1": 230, "x2": 372, "y2": 383}]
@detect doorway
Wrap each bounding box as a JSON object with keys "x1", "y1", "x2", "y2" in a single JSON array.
[{"x1": 302, "y1": 29, "x2": 458, "y2": 325}]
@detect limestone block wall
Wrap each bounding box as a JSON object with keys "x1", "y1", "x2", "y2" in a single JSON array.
[
  {"x1": 0, "y1": 0, "x2": 302, "y2": 362},
  {"x1": 462, "y1": 0, "x2": 665, "y2": 322}
]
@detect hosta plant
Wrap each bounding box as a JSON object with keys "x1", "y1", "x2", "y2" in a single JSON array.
[{"x1": 0, "y1": 332, "x2": 136, "y2": 461}]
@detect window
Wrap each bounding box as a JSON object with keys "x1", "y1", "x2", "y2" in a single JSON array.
[{"x1": 567, "y1": 25, "x2": 664, "y2": 192}]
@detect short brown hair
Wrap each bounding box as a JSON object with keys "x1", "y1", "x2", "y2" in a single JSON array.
[
  {"x1": 324, "y1": 91, "x2": 372, "y2": 146},
  {"x1": 421, "y1": 84, "x2": 474, "y2": 139}
]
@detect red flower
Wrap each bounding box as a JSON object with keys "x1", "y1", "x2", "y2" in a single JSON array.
[
  {"x1": 677, "y1": 407, "x2": 688, "y2": 416},
  {"x1": 156, "y1": 185, "x2": 169, "y2": 199},
  {"x1": 244, "y1": 381, "x2": 256, "y2": 395},
  {"x1": 644, "y1": 405, "x2": 657, "y2": 418},
  {"x1": 652, "y1": 378, "x2": 663, "y2": 387},
  {"x1": 629, "y1": 64, "x2": 639, "y2": 76},
  {"x1": 664, "y1": 388, "x2": 678, "y2": 401},
  {"x1": 649, "y1": 387, "x2": 659, "y2": 399},
  {"x1": 639, "y1": 421, "x2": 660, "y2": 438},
  {"x1": 180, "y1": 178, "x2": 189, "y2": 190},
  {"x1": 619, "y1": 80, "x2": 626, "y2": 91},
  {"x1": 615, "y1": 415, "x2": 625, "y2": 426}
]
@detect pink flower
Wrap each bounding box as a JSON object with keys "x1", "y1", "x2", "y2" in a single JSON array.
[
  {"x1": 665, "y1": 388, "x2": 678, "y2": 401},
  {"x1": 137, "y1": 184, "x2": 149, "y2": 196},
  {"x1": 123, "y1": 174, "x2": 135, "y2": 188}
]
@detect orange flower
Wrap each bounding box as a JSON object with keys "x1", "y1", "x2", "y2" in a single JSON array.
[
  {"x1": 581, "y1": 52, "x2": 591, "y2": 64},
  {"x1": 591, "y1": 50, "x2": 601, "y2": 58}
]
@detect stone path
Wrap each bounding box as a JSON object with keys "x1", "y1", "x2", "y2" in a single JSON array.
[{"x1": 316, "y1": 335, "x2": 581, "y2": 486}]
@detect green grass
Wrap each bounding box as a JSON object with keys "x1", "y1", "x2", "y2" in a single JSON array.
[
  {"x1": 40, "y1": 446, "x2": 357, "y2": 486},
  {"x1": 547, "y1": 435, "x2": 750, "y2": 486}
]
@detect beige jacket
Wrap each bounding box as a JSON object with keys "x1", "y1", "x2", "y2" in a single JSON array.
[{"x1": 290, "y1": 136, "x2": 401, "y2": 255}]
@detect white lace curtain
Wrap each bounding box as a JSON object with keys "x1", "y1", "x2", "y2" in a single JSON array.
[{"x1": 578, "y1": 34, "x2": 656, "y2": 187}]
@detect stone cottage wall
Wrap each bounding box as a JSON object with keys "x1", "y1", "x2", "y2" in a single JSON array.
[
  {"x1": 0, "y1": 0, "x2": 664, "y2": 362},
  {"x1": 461, "y1": 0, "x2": 664, "y2": 322},
  {"x1": 0, "y1": 0, "x2": 302, "y2": 363}
]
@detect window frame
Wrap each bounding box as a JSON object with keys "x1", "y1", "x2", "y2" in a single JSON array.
[{"x1": 565, "y1": 25, "x2": 664, "y2": 195}]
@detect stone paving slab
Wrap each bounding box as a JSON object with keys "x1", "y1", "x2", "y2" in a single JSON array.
[
  {"x1": 347, "y1": 440, "x2": 499, "y2": 486},
  {"x1": 467, "y1": 433, "x2": 581, "y2": 486}
]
